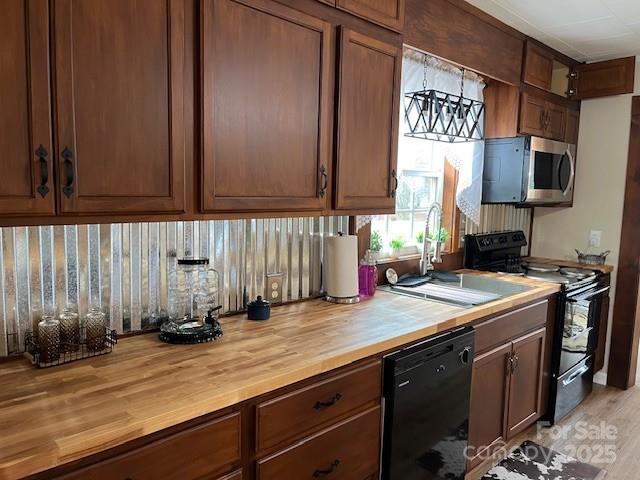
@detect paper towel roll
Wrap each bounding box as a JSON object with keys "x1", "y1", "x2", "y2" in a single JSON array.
[{"x1": 324, "y1": 234, "x2": 359, "y2": 302}]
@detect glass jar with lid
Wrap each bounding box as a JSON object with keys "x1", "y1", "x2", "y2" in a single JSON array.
[
  {"x1": 85, "y1": 306, "x2": 106, "y2": 352},
  {"x1": 59, "y1": 305, "x2": 80, "y2": 352},
  {"x1": 161, "y1": 257, "x2": 221, "y2": 344},
  {"x1": 38, "y1": 314, "x2": 61, "y2": 363}
]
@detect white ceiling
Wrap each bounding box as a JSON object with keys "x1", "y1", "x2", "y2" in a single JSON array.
[{"x1": 465, "y1": 0, "x2": 640, "y2": 62}]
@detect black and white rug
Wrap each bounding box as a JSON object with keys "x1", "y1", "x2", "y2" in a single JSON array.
[{"x1": 482, "y1": 441, "x2": 607, "y2": 480}]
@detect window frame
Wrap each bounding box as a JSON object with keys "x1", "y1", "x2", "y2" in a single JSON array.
[{"x1": 353, "y1": 160, "x2": 462, "y2": 265}]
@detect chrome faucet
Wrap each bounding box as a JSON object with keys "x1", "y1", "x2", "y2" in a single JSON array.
[{"x1": 419, "y1": 202, "x2": 443, "y2": 275}]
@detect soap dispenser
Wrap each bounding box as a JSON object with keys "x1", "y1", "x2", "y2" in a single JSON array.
[{"x1": 358, "y1": 249, "x2": 378, "y2": 298}]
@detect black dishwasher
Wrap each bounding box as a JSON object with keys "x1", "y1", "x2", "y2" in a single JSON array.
[{"x1": 382, "y1": 327, "x2": 474, "y2": 480}]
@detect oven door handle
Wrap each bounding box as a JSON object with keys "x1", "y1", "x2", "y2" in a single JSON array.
[
  {"x1": 567, "y1": 285, "x2": 611, "y2": 302},
  {"x1": 562, "y1": 364, "x2": 590, "y2": 386}
]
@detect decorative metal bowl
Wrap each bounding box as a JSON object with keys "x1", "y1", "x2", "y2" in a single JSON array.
[{"x1": 575, "y1": 249, "x2": 610, "y2": 266}]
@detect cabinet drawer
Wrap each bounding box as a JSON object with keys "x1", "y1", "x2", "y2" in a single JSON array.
[
  {"x1": 474, "y1": 301, "x2": 548, "y2": 354},
  {"x1": 257, "y1": 406, "x2": 381, "y2": 480},
  {"x1": 256, "y1": 361, "x2": 381, "y2": 453},
  {"x1": 60, "y1": 412, "x2": 241, "y2": 480}
]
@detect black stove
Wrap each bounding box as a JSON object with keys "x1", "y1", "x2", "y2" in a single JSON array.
[
  {"x1": 463, "y1": 231, "x2": 596, "y2": 291},
  {"x1": 464, "y1": 230, "x2": 610, "y2": 425}
]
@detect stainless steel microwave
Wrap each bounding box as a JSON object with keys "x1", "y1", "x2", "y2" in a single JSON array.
[{"x1": 482, "y1": 136, "x2": 576, "y2": 205}]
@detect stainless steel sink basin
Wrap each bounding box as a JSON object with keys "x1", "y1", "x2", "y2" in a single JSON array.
[{"x1": 382, "y1": 273, "x2": 532, "y2": 308}]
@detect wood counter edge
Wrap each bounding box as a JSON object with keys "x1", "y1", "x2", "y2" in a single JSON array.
[{"x1": 2, "y1": 278, "x2": 560, "y2": 480}]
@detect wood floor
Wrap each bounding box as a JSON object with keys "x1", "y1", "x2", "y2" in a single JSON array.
[{"x1": 467, "y1": 384, "x2": 640, "y2": 479}]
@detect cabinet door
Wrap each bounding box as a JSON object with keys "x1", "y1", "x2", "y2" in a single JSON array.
[
  {"x1": 565, "y1": 109, "x2": 580, "y2": 144},
  {"x1": 335, "y1": 28, "x2": 400, "y2": 211},
  {"x1": 201, "y1": 0, "x2": 332, "y2": 213},
  {"x1": 52, "y1": 0, "x2": 186, "y2": 214},
  {"x1": 545, "y1": 102, "x2": 567, "y2": 141},
  {"x1": 575, "y1": 56, "x2": 636, "y2": 100},
  {"x1": 519, "y1": 93, "x2": 547, "y2": 137},
  {"x1": 0, "y1": 0, "x2": 54, "y2": 215},
  {"x1": 336, "y1": 0, "x2": 405, "y2": 31},
  {"x1": 507, "y1": 328, "x2": 545, "y2": 438},
  {"x1": 467, "y1": 342, "x2": 512, "y2": 471},
  {"x1": 523, "y1": 42, "x2": 554, "y2": 91}
]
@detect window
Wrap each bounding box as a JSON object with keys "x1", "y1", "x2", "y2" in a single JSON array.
[
  {"x1": 372, "y1": 139, "x2": 445, "y2": 256},
  {"x1": 366, "y1": 48, "x2": 486, "y2": 261}
]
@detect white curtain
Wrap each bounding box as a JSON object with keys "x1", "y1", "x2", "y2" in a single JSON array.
[{"x1": 401, "y1": 48, "x2": 486, "y2": 225}]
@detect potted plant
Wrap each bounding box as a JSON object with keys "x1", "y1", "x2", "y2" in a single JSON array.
[
  {"x1": 428, "y1": 228, "x2": 449, "y2": 254},
  {"x1": 389, "y1": 237, "x2": 406, "y2": 257},
  {"x1": 370, "y1": 230, "x2": 383, "y2": 261},
  {"x1": 416, "y1": 231, "x2": 425, "y2": 252}
]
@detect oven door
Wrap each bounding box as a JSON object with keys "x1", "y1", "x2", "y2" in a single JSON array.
[
  {"x1": 559, "y1": 285, "x2": 610, "y2": 375},
  {"x1": 525, "y1": 137, "x2": 576, "y2": 204}
]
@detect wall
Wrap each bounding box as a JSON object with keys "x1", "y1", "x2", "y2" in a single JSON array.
[
  {"x1": 531, "y1": 59, "x2": 640, "y2": 380},
  {"x1": 0, "y1": 216, "x2": 348, "y2": 357}
]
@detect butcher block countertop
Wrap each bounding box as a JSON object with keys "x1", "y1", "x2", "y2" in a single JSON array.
[
  {"x1": 524, "y1": 256, "x2": 615, "y2": 274},
  {"x1": 0, "y1": 272, "x2": 559, "y2": 480}
]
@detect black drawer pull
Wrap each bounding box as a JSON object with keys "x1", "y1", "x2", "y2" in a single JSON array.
[
  {"x1": 61, "y1": 146, "x2": 74, "y2": 198},
  {"x1": 313, "y1": 459, "x2": 340, "y2": 478},
  {"x1": 35, "y1": 144, "x2": 49, "y2": 198},
  {"x1": 313, "y1": 393, "x2": 342, "y2": 410},
  {"x1": 319, "y1": 165, "x2": 328, "y2": 198}
]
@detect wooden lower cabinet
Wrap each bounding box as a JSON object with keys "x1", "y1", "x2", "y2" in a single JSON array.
[
  {"x1": 468, "y1": 319, "x2": 547, "y2": 471},
  {"x1": 257, "y1": 406, "x2": 381, "y2": 480},
  {"x1": 59, "y1": 412, "x2": 241, "y2": 480},
  {"x1": 467, "y1": 343, "x2": 512, "y2": 470},
  {"x1": 256, "y1": 361, "x2": 381, "y2": 454},
  {"x1": 507, "y1": 328, "x2": 546, "y2": 437}
]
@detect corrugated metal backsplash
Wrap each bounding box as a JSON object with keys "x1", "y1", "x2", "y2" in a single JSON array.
[{"x1": 0, "y1": 217, "x2": 349, "y2": 357}]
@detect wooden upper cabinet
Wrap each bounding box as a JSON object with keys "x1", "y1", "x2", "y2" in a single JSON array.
[
  {"x1": 565, "y1": 109, "x2": 580, "y2": 144},
  {"x1": 337, "y1": 0, "x2": 405, "y2": 31},
  {"x1": 334, "y1": 28, "x2": 400, "y2": 211},
  {"x1": 545, "y1": 102, "x2": 567, "y2": 141},
  {"x1": 523, "y1": 42, "x2": 554, "y2": 91},
  {"x1": 52, "y1": 0, "x2": 186, "y2": 214},
  {"x1": 507, "y1": 328, "x2": 545, "y2": 437},
  {"x1": 574, "y1": 56, "x2": 636, "y2": 100},
  {"x1": 201, "y1": 0, "x2": 333, "y2": 213},
  {"x1": 519, "y1": 92, "x2": 547, "y2": 137},
  {"x1": 0, "y1": 0, "x2": 54, "y2": 216}
]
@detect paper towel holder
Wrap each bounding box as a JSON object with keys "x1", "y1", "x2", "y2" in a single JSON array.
[
  {"x1": 324, "y1": 232, "x2": 360, "y2": 304},
  {"x1": 325, "y1": 295, "x2": 360, "y2": 304}
]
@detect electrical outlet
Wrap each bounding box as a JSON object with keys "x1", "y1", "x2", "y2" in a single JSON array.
[
  {"x1": 266, "y1": 273, "x2": 283, "y2": 304},
  {"x1": 589, "y1": 230, "x2": 602, "y2": 248}
]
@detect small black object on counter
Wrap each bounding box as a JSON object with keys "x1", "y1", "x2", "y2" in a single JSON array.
[{"x1": 247, "y1": 296, "x2": 271, "y2": 321}]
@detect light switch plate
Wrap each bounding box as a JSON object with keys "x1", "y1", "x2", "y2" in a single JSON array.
[
  {"x1": 266, "y1": 273, "x2": 283, "y2": 304},
  {"x1": 589, "y1": 230, "x2": 602, "y2": 248}
]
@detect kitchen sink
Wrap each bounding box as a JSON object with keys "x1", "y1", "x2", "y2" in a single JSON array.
[{"x1": 381, "y1": 273, "x2": 532, "y2": 308}]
